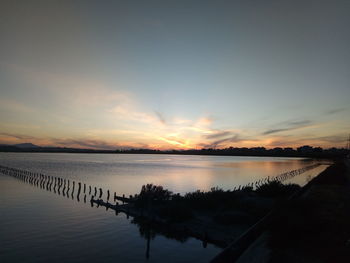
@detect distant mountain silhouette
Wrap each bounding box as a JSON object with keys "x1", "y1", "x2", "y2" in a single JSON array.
[{"x1": 14, "y1": 143, "x2": 41, "y2": 149}]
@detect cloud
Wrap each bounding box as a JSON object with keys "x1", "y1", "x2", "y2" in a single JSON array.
[
  {"x1": 154, "y1": 111, "x2": 166, "y2": 125},
  {"x1": 309, "y1": 135, "x2": 348, "y2": 144},
  {"x1": 158, "y1": 136, "x2": 188, "y2": 147},
  {"x1": 0, "y1": 132, "x2": 36, "y2": 140},
  {"x1": 195, "y1": 117, "x2": 214, "y2": 127},
  {"x1": 110, "y1": 105, "x2": 158, "y2": 124},
  {"x1": 200, "y1": 134, "x2": 246, "y2": 148},
  {"x1": 172, "y1": 117, "x2": 191, "y2": 125},
  {"x1": 1, "y1": 63, "x2": 229, "y2": 149},
  {"x1": 325, "y1": 108, "x2": 346, "y2": 115},
  {"x1": 205, "y1": 131, "x2": 232, "y2": 139},
  {"x1": 263, "y1": 128, "x2": 292, "y2": 135},
  {"x1": 286, "y1": 120, "x2": 312, "y2": 126},
  {"x1": 51, "y1": 138, "x2": 145, "y2": 150},
  {"x1": 262, "y1": 119, "x2": 312, "y2": 135}
]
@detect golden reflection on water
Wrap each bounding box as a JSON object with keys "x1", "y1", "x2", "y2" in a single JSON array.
[{"x1": 0, "y1": 153, "x2": 321, "y2": 196}]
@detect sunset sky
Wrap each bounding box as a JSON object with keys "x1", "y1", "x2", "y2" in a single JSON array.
[{"x1": 1, "y1": 0, "x2": 349, "y2": 150}]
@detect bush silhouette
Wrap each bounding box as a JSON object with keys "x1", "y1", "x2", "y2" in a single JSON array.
[
  {"x1": 136, "y1": 184, "x2": 172, "y2": 207},
  {"x1": 256, "y1": 181, "x2": 300, "y2": 198}
]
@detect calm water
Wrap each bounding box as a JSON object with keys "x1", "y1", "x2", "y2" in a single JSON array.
[{"x1": 0, "y1": 153, "x2": 328, "y2": 263}]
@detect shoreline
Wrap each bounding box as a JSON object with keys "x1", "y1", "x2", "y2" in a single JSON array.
[
  {"x1": 212, "y1": 159, "x2": 350, "y2": 262},
  {"x1": 0, "y1": 146, "x2": 345, "y2": 159}
]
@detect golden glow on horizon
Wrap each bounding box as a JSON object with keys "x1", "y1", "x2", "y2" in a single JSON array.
[
  {"x1": 0, "y1": 64, "x2": 348, "y2": 150},
  {"x1": 0, "y1": 130, "x2": 346, "y2": 150}
]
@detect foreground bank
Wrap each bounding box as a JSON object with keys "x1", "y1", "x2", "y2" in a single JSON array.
[{"x1": 213, "y1": 159, "x2": 350, "y2": 263}]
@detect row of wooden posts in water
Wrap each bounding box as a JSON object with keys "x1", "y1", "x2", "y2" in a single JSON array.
[
  {"x1": 233, "y1": 163, "x2": 321, "y2": 191},
  {"x1": 0, "y1": 162, "x2": 323, "y2": 244},
  {"x1": 0, "y1": 162, "x2": 324, "y2": 258},
  {"x1": 0, "y1": 165, "x2": 155, "y2": 259},
  {"x1": 0, "y1": 165, "x2": 131, "y2": 206},
  {"x1": 0, "y1": 163, "x2": 321, "y2": 203}
]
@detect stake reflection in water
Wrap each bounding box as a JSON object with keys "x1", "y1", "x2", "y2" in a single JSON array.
[
  {"x1": 0, "y1": 165, "x2": 167, "y2": 260},
  {"x1": 0, "y1": 162, "x2": 322, "y2": 260}
]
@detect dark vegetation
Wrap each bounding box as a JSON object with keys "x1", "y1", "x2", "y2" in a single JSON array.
[
  {"x1": 133, "y1": 182, "x2": 301, "y2": 224},
  {"x1": 310, "y1": 160, "x2": 348, "y2": 185},
  {"x1": 121, "y1": 146, "x2": 347, "y2": 158},
  {"x1": 0, "y1": 143, "x2": 347, "y2": 158},
  {"x1": 268, "y1": 161, "x2": 350, "y2": 263},
  {"x1": 255, "y1": 181, "x2": 300, "y2": 198}
]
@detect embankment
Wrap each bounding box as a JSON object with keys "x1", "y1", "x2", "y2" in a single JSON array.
[{"x1": 215, "y1": 160, "x2": 350, "y2": 263}]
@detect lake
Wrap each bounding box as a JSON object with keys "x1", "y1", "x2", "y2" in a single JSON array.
[{"x1": 0, "y1": 153, "x2": 328, "y2": 262}]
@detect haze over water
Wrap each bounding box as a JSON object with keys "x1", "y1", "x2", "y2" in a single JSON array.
[{"x1": 0, "y1": 153, "x2": 328, "y2": 262}]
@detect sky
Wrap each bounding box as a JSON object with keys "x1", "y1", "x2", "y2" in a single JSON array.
[{"x1": 0, "y1": 0, "x2": 349, "y2": 150}]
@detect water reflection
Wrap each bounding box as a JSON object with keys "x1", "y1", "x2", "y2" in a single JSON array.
[
  {"x1": 0, "y1": 160, "x2": 328, "y2": 254},
  {"x1": 0, "y1": 155, "x2": 331, "y2": 263},
  {"x1": 0, "y1": 153, "x2": 326, "y2": 196},
  {"x1": 0, "y1": 165, "x2": 202, "y2": 260}
]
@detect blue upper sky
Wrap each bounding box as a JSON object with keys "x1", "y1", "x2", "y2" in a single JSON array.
[{"x1": 0, "y1": 0, "x2": 349, "y2": 149}]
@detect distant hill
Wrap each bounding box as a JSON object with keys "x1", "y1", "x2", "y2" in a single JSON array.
[
  {"x1": 14, "y1": 143, "x2": 41, "y2": 149},
  {"x1": 0, "y1": 143, "x2": 112, "y2": 154}
]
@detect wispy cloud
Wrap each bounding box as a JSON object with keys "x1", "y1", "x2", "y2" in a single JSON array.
[
  {"x1": 51, "y1": 139, "x2": 116, "y2": 150},
  {"x1": 195, "y1": 117, "x2": 214, "y2": 127},
  {"x1": 309, "y1": 135, "x2": 348, "y2": 144},
  {"x1": 110, "y1": 105, "x2": 159, "y2": 124},
  {"x1": 154, "y1": 111, "x2": 166, "y2": 125},
  {"x1": 158, "y1": 136, "x2": 188, "y2": 147},
  {"x1": 200, "y1": 134, "x2": 247, "y2": 148},
  {"x1": 263, "y1": 128, "x2": 293, "y2": 135},
  {"x1": 205, "y1": 131, "x2": 232, "y2": 139},
  {"x1": 0, "y1": 132, "x2": 36, "y2": 141},
  {"x1": 262, "y1": 120, "x2": 313, "y2": 135},
  {"x1": 286, "y1": 120, "x2": 312, "y2": 126},
  {"x1": 325, "y1": 108, "x2": 346, "y2": 115}
]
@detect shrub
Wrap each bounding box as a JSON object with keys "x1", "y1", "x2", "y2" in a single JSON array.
[
  {"x1": 135, "y1": 183, "x2": 173, "y2": 207},
  {"x1": 256, "y1": 181, "x2": 300, "y2": 198}
]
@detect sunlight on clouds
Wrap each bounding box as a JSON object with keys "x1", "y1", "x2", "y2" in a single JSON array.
[
  {"x1": 1, "y1": 64, "x2": 348, "y2": 150},
  {"x1": 158, "y1": 136, "x2": 188, "y2": 148},
  {"x1": 195, "y1": 117, "x2": 214, "y2": 127},
  {"x1": 109, "y1": 105, "x2": 160, "y2": 125}
]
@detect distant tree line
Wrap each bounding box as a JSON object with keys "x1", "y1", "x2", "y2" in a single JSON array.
[
  {"x1": 116, "y1": 145, "x2": 348, "y2": 158},
  {"x1": 0, "y1": 144, "x2": 348, "y2": 158}
]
